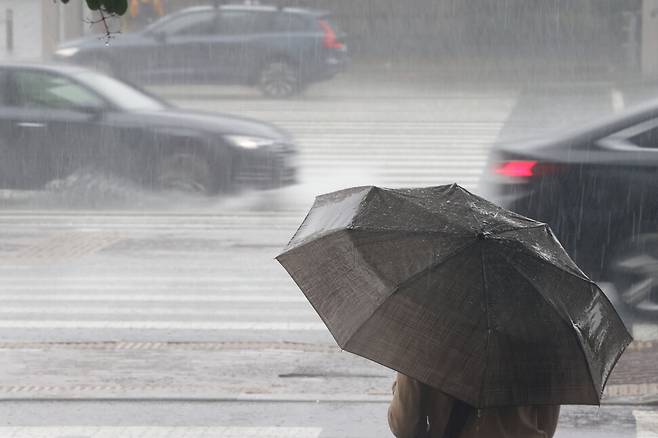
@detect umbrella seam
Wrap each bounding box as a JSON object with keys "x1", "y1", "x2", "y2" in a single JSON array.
[{"x1": 342, "y1": 239, "x2": 480, "y2": 351}]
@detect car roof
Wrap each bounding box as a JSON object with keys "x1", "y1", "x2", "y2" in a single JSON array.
[
  {"x1": 176, "y1": 4, "x2": 328, "y2": 17},
  {"x1": 499, "y1": 98, "x2": 658, "y2": 154},
  {"x1": 0, "y1": 62, "x2": 91, "y2": 75}
]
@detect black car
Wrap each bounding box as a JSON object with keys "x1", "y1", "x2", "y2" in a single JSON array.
[
  {"x1": 479, "y1": 101, "x2": 658, "y2": 317},
  {"x1": 54, "y1": 4, "x2": 348, "y2": 98},
  {"x1": 0, "y1": 63, "x2": 297, "y2": 194}
]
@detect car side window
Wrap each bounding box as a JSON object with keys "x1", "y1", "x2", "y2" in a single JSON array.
[
  {"x1": 217, "y1": 11, "x2": 271, "y2": 35},
  {"x1": 628, "y1": 125, "x2": 658, "y2": 149},
  {"x1": 272, "y1": 13, "x2": 311, "y2": 32},
  {"x1": 154, "y1": 11, "x2": 216, "y2": 37},
  {"x1": 10, "y1": 71, "x2": 106, "y2": 111},
  {"x1": 598, "y1": 118, "x2": 658, "y2": 151}
]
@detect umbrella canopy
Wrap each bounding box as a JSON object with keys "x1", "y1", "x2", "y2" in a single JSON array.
[{"x1": 276, "y1": 184, "x2": 632, "y2": 408}]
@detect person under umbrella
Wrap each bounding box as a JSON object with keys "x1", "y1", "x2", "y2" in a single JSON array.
[
  {"x1": 388, "y1": 373, "x2": 560, "y2": 438},
  {"x1": 277, "y1": 183, "x2": 631, "y2": 438}
]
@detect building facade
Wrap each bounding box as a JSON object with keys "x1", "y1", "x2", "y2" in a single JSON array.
[{"x1": 2, "y1": 0, "x2": 654, "y2": 77}]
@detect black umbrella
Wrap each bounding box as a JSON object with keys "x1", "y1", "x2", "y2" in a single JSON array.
[{"x1": 276, "y1": 184, "x2": 631, "y2": 408}]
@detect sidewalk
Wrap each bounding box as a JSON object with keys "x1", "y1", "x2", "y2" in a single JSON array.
[{"x1": 0, "y1": 339, "x2": 655, "y2": 404}]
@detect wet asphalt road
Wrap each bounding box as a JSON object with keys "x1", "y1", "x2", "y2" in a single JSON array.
[{"x1": 0, "y1": 77, "x2": 657, "y2": 436}]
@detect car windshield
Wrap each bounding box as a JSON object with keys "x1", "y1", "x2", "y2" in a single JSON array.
[{"x1": 73, "y1": 70, "x2": 167, "y2": 111}]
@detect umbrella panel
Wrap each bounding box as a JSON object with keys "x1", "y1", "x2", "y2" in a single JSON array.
[{"x1": 348, "y1": 230, "x2": 474, "y2": 292}]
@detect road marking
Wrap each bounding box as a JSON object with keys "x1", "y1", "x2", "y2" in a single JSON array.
[
  {"x1": 0, "y1": 427, "x2": 322, "y2": 438},
  {"x1": 634, "y1": 410, "x2": 658, "y2": 437},
  {"x1": 0, "y1": 285, "x2": 296, "y2": 291},
  {"x1": 0, "y1": 232, "x2": 123, "y2": 262},
  {"x1": 0, "y1": 294, "x2": 306, "y2": 302},
  {"x1": 632, "y1": 323, "x2": 658, "y2": 342},
  {"x1": 0, "y1": 320, "x2": 326, "y2": 330},
  {"x1": 0, "y1": 341, "x2": 338, "y2": 352},
  {"x1": 606, "y1": 384, "x2": 658, "y2": 398},
  {"x1": 0, "y1": 306, "x2": 316, "y2": 317}
]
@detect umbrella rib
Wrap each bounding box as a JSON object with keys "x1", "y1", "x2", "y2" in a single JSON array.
[
  {"x1": 342, "y1": 239, "x2": 480, "y2": 350},
  {"x1": 490, "y1": 223, "x2": 547, "y2": 237}
]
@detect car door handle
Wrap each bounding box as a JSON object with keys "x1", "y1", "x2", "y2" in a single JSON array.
[{"x1": 16, "y1": 122, "x2": 46, "y2": 128}]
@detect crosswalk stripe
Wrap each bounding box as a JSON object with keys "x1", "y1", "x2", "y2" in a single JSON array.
[
  {"x1": 634, "y1": 411, "x2": 658, "y2": 437},
  {"x1": 0, "y1": 285, "x2": 293, "y2": 291},
  {"x1": 0, "y1": 306, "x2": 316, "y2": 317},
  {"x1": 0, "y1": 427, "x2": 323, "y2": 438},
  {"x1": 0, "y1": 294, "x2": 306, "y2": 302},
  {"x1": 631, "y1": 324, "x2": 658, "y2": 342},
  {"x1": 0, "y1": 321, "x2": 326, "y2": 330}
]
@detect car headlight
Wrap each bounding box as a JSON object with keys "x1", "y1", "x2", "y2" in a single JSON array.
[
  {"x1": 225, "y1": 135, "x2": 276, "y2": 150},
  {"x1": 55, "y1": 47, "x2": 79, "y2": 57}
]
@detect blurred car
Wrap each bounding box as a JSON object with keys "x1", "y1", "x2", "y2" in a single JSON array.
[
  {"x1": 0, "y1": 63, "x2": 297, "y2": 194},
  {"x1": 479, "y1": 101, "x2": 658, "y2": 317},
  {"x1": 54, "y1": 4, "x2": 349, "y2": 98}
]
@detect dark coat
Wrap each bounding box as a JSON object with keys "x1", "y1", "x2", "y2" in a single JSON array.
[{"x1": 388, "y1": 373, "x2": 561, "y2": 438}]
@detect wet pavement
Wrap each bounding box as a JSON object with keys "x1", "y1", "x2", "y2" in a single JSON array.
[{"x1": 0, "y1": 401, "x2": 651, "y2": 437}]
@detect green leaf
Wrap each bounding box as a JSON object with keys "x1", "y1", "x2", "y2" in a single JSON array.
[
  {"x1": 100, "y1": 0, "x2": 128, "y2": 15},
  {"x1": 112, "y1": 0, "x2": 128, "y2": 15},
  {"x1": 86, "y1": 0, "x2": 102, "y2": 11}
]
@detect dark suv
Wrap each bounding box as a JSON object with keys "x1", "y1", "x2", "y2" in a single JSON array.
[{"x1": 54, "y1": 4, "x2": 348, "y2": 97}]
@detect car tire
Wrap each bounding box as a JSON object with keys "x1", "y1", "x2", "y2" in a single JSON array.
[
  {"x1": 258, "y1": 61, "x2": 300, "y2": 98},
  {"x1": 610, "y1": 235, "x2": 658, "y2": 318},
  {"x1": 156, "y1": 153, "x2": 216, "y2": 195}
]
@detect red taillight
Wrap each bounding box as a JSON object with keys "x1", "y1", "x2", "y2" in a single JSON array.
[
  {"x1": 319, "y1": 19, "x2": 344, "y2": 49},
  {"x1": 495, "y1": 160, "x2": 538, "y2": 177},
  {"x1": 495, "y1": 160, "x2": 562, "y2": 178}
]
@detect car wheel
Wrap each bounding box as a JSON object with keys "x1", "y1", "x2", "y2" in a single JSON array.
[
  {"x1": 610, "y1": 235, "x2": 658, "y2": 318},
  {"x1": 156, "y1": 153, "x2": 215, "y2": 195},
  {"x1": 258, "y1": 61, "x2": 300, "y2": 98}
]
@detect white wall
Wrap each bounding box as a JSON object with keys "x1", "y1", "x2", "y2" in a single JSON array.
[
  {"x1": 643, "y1": 0, "x2": 658, "y2": 77},
  {"x1": 0, "y1": 0, "x2": 42, "y2": 60}
]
